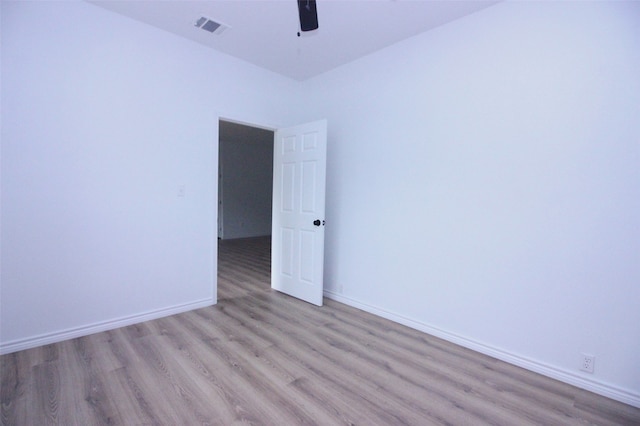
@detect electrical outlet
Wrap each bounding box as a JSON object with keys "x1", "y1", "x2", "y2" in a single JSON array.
[{"x1": 580, "y1": 353, "x2": 595, "y2": 373}]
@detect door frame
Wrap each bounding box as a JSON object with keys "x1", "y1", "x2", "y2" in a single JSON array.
[{"x1": 214, "y1": 114, "x2": 281, "y2": 303}]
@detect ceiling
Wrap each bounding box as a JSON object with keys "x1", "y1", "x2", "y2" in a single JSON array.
[{"x1": 90, "y1": 0, "x2": 499, "y2": 81}]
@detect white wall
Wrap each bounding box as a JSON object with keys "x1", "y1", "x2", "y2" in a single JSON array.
[
  {"x1": 0, "y1": 1, "x2": 298, "y2": 352},
  {"x1": 302, "y1": 1, "x2": 640, "y2": 405}
]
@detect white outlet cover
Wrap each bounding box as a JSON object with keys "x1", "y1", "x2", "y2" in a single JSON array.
[{"x1": 580, "y1": 353, "x2": 595, "y2": 373}]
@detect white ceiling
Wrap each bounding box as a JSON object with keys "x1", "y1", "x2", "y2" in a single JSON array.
[{"x1": 90, "y1": 0, "x2": 499, "y2": 81}]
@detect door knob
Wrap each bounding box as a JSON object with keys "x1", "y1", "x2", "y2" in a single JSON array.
[{"x1": 313, "y1": 219, "x2": 325, "y2": 226}]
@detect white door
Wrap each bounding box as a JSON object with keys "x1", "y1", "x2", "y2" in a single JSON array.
[{"x1": 271, "y1": 120, "x2": 327, "y2": 306}]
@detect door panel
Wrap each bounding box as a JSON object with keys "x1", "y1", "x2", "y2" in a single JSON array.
[{"x1": 271, "y1": 120, "x2": 327, "y2": 306}]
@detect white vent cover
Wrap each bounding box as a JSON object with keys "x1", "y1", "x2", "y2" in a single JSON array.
[{"x1": 194, "y1": 16, "x2": 228, "y2": 35}]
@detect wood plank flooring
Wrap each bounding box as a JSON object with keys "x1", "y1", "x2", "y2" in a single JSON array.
[{"x1": 2, "y1": 236, "x2": 639, "y2": 425}]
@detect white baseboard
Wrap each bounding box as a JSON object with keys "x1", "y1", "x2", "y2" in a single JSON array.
[
  {"x1": 0, "y1": 298, "x2": 215, "y2": 355},
  {"x1": 324, "y1": 289, "x2": 640, "y2": 409}
]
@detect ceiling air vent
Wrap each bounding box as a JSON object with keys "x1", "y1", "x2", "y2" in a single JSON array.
[{"x1": 194, "y1": 16, "x2": 228, "y2": 35}]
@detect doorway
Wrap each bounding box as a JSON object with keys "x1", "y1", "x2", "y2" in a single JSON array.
[
  {"x1": 216, "y1": 118, "x2": 328, "y2": 306},
  {"x1": 218, "y1": 120, "x2": 275, "y2": 240}
]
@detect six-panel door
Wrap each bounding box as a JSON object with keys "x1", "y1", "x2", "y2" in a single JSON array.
[{"x1": 271, "y1": 120, "x2": 327, "y2": 306}]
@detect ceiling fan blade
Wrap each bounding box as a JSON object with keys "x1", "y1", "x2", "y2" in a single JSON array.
[{"x1": 297, "y1": 0, "x2": 318, "y2": 32}]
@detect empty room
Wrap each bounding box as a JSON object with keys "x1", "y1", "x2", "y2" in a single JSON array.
[{"x1": 1, "y1": 0, "x2": 639, "y2": 424}]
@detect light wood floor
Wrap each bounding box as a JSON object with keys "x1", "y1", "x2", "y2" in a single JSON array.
[{"x1": 2, "y1": 236, "x2": 639, "y2": 425}]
